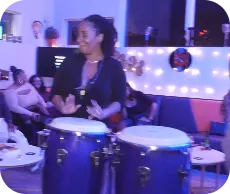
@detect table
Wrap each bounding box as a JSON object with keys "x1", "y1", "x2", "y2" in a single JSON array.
[
  {"x1": 191, "y1": 146, "x2": 225, "y2": 194},
  {"x1": 0, "y1": 144, "x2": 43, "y2": 169}
]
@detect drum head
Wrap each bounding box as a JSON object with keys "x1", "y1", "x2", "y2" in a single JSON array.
[
  {"x1": 48, "y1": 117, "x2": 108, "y2": 134},
  {"x1": 117, "y1": 126, "x2": 191, "y2": 148}
]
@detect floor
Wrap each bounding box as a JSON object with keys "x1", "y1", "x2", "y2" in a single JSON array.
[{"x1": 1, "y1": 168, "x2": 228, "y2": 194}]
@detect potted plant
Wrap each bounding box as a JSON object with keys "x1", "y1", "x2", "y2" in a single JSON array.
[{"x1": 45, "y1": 27, "x2": 59, "y2": 47}]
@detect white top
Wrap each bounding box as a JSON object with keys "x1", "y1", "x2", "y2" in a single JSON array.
[
  {"x1": 117, "y1": 126, "x2": 191, "y2": 147},
  {"x1": 4, "y1": 83, "x2": 47, "y2": 116},
  {"x1": 48, "y1": 117, "x2": 108, "y2": 134},
  {"x1": 0, "y1": 144, "x2": 43, "y2": 168},
  {"x1": 191, "y1": 146, "x2": 225, "y2": 165}
]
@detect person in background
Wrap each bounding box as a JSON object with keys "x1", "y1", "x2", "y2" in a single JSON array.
[
  {"x1": 0, "y1": 92, "x2": 28, "y2": 144},
  {"x1": 4, "y1": 66, "x2": 50, "y2": 145},
  {"x1": 123, "y1": 82, "x2": 157, "y2": 126},
  {"x1": 222, "y1": 89, "x2": 230, "y2": 171},
  {"x1": 29, "y1": 75, "x2": 61, "y2": 118},
  {"x1": 29, "y1": 75, "x2": 53, "y2": 107},
  {"x1": 221, "y1": 90, "x2": 230, "y2": 122}
]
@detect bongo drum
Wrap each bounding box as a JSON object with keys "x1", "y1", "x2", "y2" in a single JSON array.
[
  {"x1": 114, "y1": 126, "x2": 192, "y2": 194},
  {"x1": 42, "y1": 117, "x2": 109, "y2": 194}
]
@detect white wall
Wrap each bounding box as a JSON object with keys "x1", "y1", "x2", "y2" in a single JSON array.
[
  {"x1": 118, "y1": 47, "x2": 229, "y2": 100},
  {"x1": 5, "y1": 0, "x2": 54, "y2": 45},
  {"x1": 0, "y1": 0, "x2": 55, "y2": 89},
  {"x1": 0, "y1": 41, "x2": 37, "y2": 89},
  {"x1": 54, "y1": 0, "x2": 127, "y2": 47}
]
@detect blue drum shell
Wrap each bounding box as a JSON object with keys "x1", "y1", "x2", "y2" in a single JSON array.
[
  {"x1": 115, "y1": 141, "x2": 191, "y2": 194},
  {"x1": 42, "y1": 129, "x2": 108, "y2": 194}
]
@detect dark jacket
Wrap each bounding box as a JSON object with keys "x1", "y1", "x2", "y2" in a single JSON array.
[{"x1": 0, "y1": 92, "x2": 12, "y2": 123}]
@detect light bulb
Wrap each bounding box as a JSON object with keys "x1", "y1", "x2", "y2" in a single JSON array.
[
  {"x1": 205, "y1": 87, "x2": 214, "y2": 94},
  {"x1": 144, "y1": 85, "x2": 149, "y2": 88},
  {"x1": 156, "y1": 86, "x2": 162, "y2": 90},
  {"x1": 212, "y1": 51, "x2": 219, "y2": 56},
  {"x1": 223, "y1": 72, "x2": 229, "y2": 76},
  {"x1": 137, "y1": 52, "x2": 143, "y2": 57},
  {"x1": 156, "y1": 49, "x2": 164, "y2": 54},
  {"x1": 167, "y1": 47, "x2": 175, "y2": 52},
  {"x1": 180, "y1": 87, "x2": 188, "y2": 93},
  {"x1": 145, "y1": 67, "x2": 151, "y2": 71},
  {"x1": 184, "y1": 69, "x2": 190, "y2": 73},
  {"x1": 167, "y1": 85, "x2": 176, "y2": 92},
  {"x1": 127, "y1": 50, "x2": 136, "y2": 55},
  {"x1": 154, "y1": 68, "x2": 164, "y2": 76},
  {"x1": 191, "y1": 88, "x2": 199, "y2": 93},
  {"x1": 147, "y1": 49, "x2": 154, "y2": 54},
  {"x1": 191, "y1": 69, "x2": 200, "y2": 76},
  {"x1": 212, "y1": 70, "x2": 218, "y2": 75}
]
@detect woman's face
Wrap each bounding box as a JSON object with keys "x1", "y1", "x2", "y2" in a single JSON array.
[
  {"x1": 32, "y1": 77, "x2": 42, "y2": 89},
  {"x1": 77, "y1": 21, "x2": 103, "y2": 55},
  {"x1": 17, "y1": 72, "x2": 27, "y2": 84}
]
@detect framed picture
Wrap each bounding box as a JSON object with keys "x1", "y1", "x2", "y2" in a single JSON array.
[{"x1": 66, "y1": 18, "x2": 114, "y2": 45}]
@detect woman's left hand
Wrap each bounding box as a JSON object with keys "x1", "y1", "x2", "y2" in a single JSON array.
[
  {"x1": 87, "y1": 100, "x2": 106, "y2": 120},
  {"x1": 40, "y1": 106, "x2": 50, "y2": 115},
  {"x1": 139, "y1": 117, "x2": 151, "y2": 122}
]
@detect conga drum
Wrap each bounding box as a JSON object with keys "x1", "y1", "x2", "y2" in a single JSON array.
[
  {"x1": 42, "y1": 117, "x2": 109, "y2": 194},
  {"x1": 114, "y1": 126, "x2": 192, "y2": 194}
]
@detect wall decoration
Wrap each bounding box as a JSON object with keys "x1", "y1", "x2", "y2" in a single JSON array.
[
  {"x1": 114, "y1": 51, "x2": 145, "y2": 76},
  {"x1": 169, "y1": 48, "x2": 192, "y2": 72},
  {"x1": 116, "y1": 47, "x2": 229, "y2": 100},
  {"x1": 32, "y1": 21, "x2": 43, "y2": 39},
  {"x1": 45, "y1": 27, "x2": 59, "y2": 47}
]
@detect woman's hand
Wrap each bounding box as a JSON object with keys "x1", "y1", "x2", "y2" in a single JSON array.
[
  {"x1": 139, "y1": 117, "x2": 151, "y2": 122},
  {"x1": 61, "y1": 94, "x2": 81, "y2": 114},
  {"x1": 87, "y1": 100, "x2": 106, "y2": 120},
  {"x1": 40, "y1": 106, "x2": 50, "y2": 115},
  {"x1": 31, "y1": 113, "x2": 41, "y2": 122},
  {"x1": 46, "y1": 101, "x2": 54, "y2": 108}
]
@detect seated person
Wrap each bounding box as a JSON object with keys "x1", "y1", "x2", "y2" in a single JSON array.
[
  {"x1": 4, "y1": 66, "x2": 51, "y2": 145},
  {"x1": 221, "y1": 90, "x2": 230, "y2": 123},
  {"x1": 123, "y1": 83, "x2": 157, "y2": 126},
  {"x1": 0, "y1": 92, "x2": 28, "y2": 145},
  {"x1": 29, "y1": 75, "x2": 61, "y2": 117}
]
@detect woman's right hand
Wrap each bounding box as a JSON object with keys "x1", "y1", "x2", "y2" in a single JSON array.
[
  {"x1": 31, "y1": 113, "x2": 40, "y2": 122},
  {"x1": 61, "y1": 94, "x2": 81, "y2": 114}
]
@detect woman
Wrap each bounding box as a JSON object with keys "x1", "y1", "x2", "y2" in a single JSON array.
[
  {"x1": 0, "y1": 92, "x2": 28, "y2": 145},
  {"x1": 124, "y1": 83, "x2": 157, "y2": 126},
  {"x1": 29, "y1": 75, "x2": 61, "y2": 118},
  {"x1": 29, "y1": 75, "x2": 50, "y2": 104},
  {"x1": 4, "y1": 66, "x2": 50, "y2": 144},
  {"x1": 51, "y1": 15, "x2": 126, "y2": 127}
]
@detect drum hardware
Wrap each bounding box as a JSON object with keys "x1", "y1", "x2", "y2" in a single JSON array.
[
  {"x1": 37, "y1": 130, "x2": 50, "y2": 149},
  {"x1": 177, "y1": 166, "x2": 189, "y2": 181},
  {"x1": 56, "y1": 149, "x2": 68, "y2": 166},
  {"x1": 90, "y1": 151, "x2": 101, "y2": 168},
  {"x1": 137, "y1": 166, "x2": 151, "y2": 187}
]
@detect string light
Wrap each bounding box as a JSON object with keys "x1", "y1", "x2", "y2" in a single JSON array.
[
  {"x1": 156, "y1": 49, "x2": 164, "y2": 54},
  {"x1": 167, "y1": 85, "x2": 176, "y2": 92},
  {"x1": 154, "y1": 68, "x2": 164, "y2": 76}
]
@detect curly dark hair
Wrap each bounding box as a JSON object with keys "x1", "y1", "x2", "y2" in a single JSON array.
[
  {"x1": 10, "y1": 66, "x2": 24, "y2": 82},
  {"x1": 84, "y1": 15, "x2": 117, "y2": 57},
  {"x1": 29, "y1": 75, "x2": 46, "y2": 93}
]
